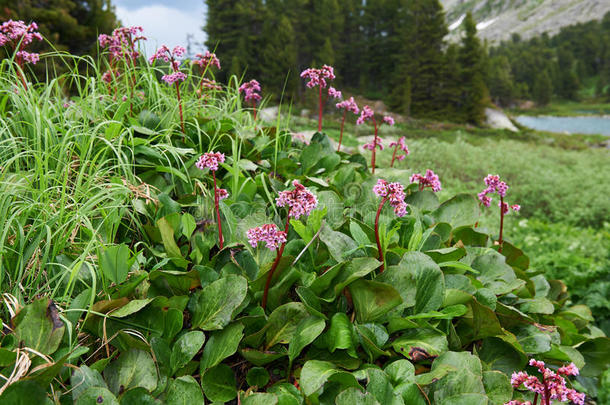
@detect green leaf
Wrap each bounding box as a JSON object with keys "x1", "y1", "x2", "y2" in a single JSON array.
[
  {"x1": 514, "y1": 324, "x2": 552, "y2": 354},
  {"x1": 265, "y1": 302, "x2": 309, "y2": 348},
  {"x1": 310, "y1": 258, "x2": 380, "y2": 301},
  {"x1": 99, "y1": 243, "x2": 131, "y2": 284},
  {"x1": 482, "y1": 371, "x2": 512, "y2": 404},
  {"x1": 299, "y1": 360, "x2": 360, "y2": 397},
  {"x1": 349, "y1": 279, "x2": 402, "y2": 323},
  {"x1": 288, "y1": 316, "x2": 326, "y2": 362},
  {"x1": 240, "y1": 348, "x2": 287, "y2": 366},
  {"x1": 189, "y1": 275, "x2": 248, "y2": 330},
  {"x1": 109, "y1": 298, "x2": 155, "y2": 318},
  {"x1": 166, "y1": 376, "x2": 205, "y2": 404},
  {"x1": 157, "y1": 217, "x2": 188, "y2": 268},
  {"x1": 12, "y1": 298, "x2": 64, "y2": 355},
  {"x1": 478, "y1": 337, "x2": 527, "y2": 376},
  {"x1": 578, "y1": 337, "x2": 610, "y2": 377},
  {"x1": 401, "y1": 252, "x2": 446, "y2": 313},
  {"x1": 200, "y1": 322, "x2": 244, "y2": 371},
  {"x1": 432, "y1": 194, "x2": 480, "y2": 228},
  {"x1": 0, "y1": 380, "x2": 53, "y2": 405},
  {"x1": 366, "y1": 368, "x2": 403, "y2": 405},
  {"x1": 71, "y1": 365, "x2": 107, "y2": 402},
  {"x1": 171, "y1": 331, "x2": 205, "y2": 375},
  {"x1": 242, "y1": 393, "x2": 279, "y2": 405},
  {"x1": 75, "y1": 387, "x2": 119, "y2": 405},
  {"x1": 201, "y1": 363, "x2": 237, "y2": 402},
  {"x1": 356, "y1": 323, "x2": 390, "y2": 361},
  {"x1": 181, "y1": 213, "x2": 197, "y2": 239},
  {"x1": 327, "y1": 313, "x2": 356, "y2": 354},
  {"x1": 336, "y1": 387, "x2": 381, "y2": 405},
  {"x1": 120, "y1": 388, "x2": 159, "y2": 404},
  {"x1": 384, "y1": 360, "x2": 415, "y2": 386},
  {"x1": 430, "y1": 352, "x2": 485, "y2": 405},
  {"x1": 519, "y1": 298, "x2": 554, "y2": 314},
  {"x1": 472, "y1": 252, "x2": 525, "y2": 295},
  {"x1": 103, "y1": 349, "x2": 158, "y2": 395},
  {"x1": 319, "y1": 226, "x2": 361, "y2": 261},
  {"x1": 246, "y1": 367, "x2": 270, "y2": 388}
]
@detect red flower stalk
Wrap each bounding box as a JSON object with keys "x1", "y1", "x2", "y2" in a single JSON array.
[
  {"x1": 193, "y1": 51, "x2": 221, "y2": 99},
  {"x1": 372, "y1": 179, "x2": 408, "y2": 272},
  {"x1": 389, "y1": 136, "x2": 409, "y2": 167},
  {"x1": 0, "y1": 20, "x2": 43, "y2": 89},
  {"x1": 357, "y1": 106, "x2": 394, "y2": 173},
  {"x1": 250, "y1": 180, "x2": 318, "y2": 310},
  {"x1": 196, "y1": 152, "x2": 228, "y2": 249},
  {"x1": 150, "y1": 45, "x2": 187, "y2": 132},
  {"x1": 335, "y1": 97, "x2": 359, "y2": 152},
  {"x1": 239, "y1": 80, "x2": 262, "y2": 120},
  {"x1": 301, "y1": 65, "x2": 336, "y2": 132},
  {"x1": 478, "y1": 175, "x2": 520, "y2": 253}
]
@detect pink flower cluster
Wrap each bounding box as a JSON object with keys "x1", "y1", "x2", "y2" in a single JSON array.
[
  {"x1": 507, "y1": 359, "x2": 584, "y2": 405},
  {"x1": 149, "y1": 45, "x2": 185, "y2": 63},
  {"x1": 356, "y1": 105, "x2": 374, "y2": 125},
  {"x1": 0, "y1": 20, "x2": 43, "y2": 65},
  {"x1": 202, "y1": 78, "x2": 221, "y2": 90},
  {"x1": 247, "y1": 224, "x2": 287, "y2": 250},
  {"x1": 373, "y1": 179, "x2": 408, "y2": 217},
  {"x1": 300, "y1": 65, "x2": 335, "y2": 89},
  {"x1": 162, "y1": 71, "x2": 187, "y2": 84},
  {"x1": 383, "y1": 116, "x2": 395, "y2": 126},
  {"x1": 336, "y1": 97, "x2": 359, "y2": 114},
  {"x1": 276, "y1": 180, "x2": 318, "y2": 219},
  {"x1": 363, "y1": 137, "x2": 384, "y2": 151},
  {"x1": 389, "y1": 137, "x2": 410, "y2": 161},
  {"x1": 328, "y1": 86, "x2": 342, "y2": 99},
  {"x1": 196, "y1": 152, "x2": 225, "y2": 172},
  {"x1": 98, "y1": 26, "x2": 145, "y2": 62},
  {"x1": 410, "y1": 170, "x2": 442, "y2": 192},
  {"x1": 193, "y1": 51, "x2": 221, "y2": 70},
  {"x1": 216, "y1": 188, "x2": 229, "y2": 200},
  {"x1": 479, "y1": 174, "x2": 519, "y2": 213},
  {"x1": 239, "y1": 80, "x2": 262, "y2": 103}
]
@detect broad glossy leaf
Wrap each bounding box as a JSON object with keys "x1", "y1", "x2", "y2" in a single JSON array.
[
  {"x1": 0, "y1": 380, "x2": 53, "y2": 404},
  {"x1": 12, "y1": 298, "x2": 64, "y2": 355},
  {"x1": 432, "y1": 194, "x2": 479, "y2": 228},
  {"x1": 71, "y1": 365, "x2": 107, "y2": 402},
  {"x1": 157, "y1": 217, "x2": 188, "y2": 268},
  {"x1": 108, "y1": 298, "x2": 155, "y2": 318},
  {"x1": 472, "y1": 252, "x2": 524, "y2": 295},
  {"x1": 201, "y1": 363, "x2": 237, "y2": 402},
  {"x1": 392, "y1": 328, "x2": 448, "y2": 360},
  {"x1": 431, "y1": 352, "x2": 485, "y2": 405},
  {"x1": 349, "y1": 279, "x2": 402, "y2": 323},
  {"x1": 327, "y1": 313, "x2": 356, "y2": 354},
  {"x1": 265, "y1": 302, "x2": 309, "y2": 348},
  {"x1": 200, "y1": 322, "x2": 244, "y2": 371},
  {"x1": 242, "y1": 393, "x2": 279, "y2": 405},
  {"x1": 366, "y1": 368, "x2": 403, "y2": 405},
  {"x1": 336, "y1": 387, "x2": 381, "y2": 405},
  {"x1": 319, "y1": 226, "x2": 361, "y2": 261},
  {"x1": 578, "y1": 337, "x2": 610, "y2": 377},
  {"x1": 240, "y1": 347, "x2": 287, "y2": 366},
  {"x1": 299, "y1": 360, "x2": 359, "y2": 397},
  {"x1": 482, "y1": 371, "x2": 512, "y2": 404},
  {"x1": 478, "y1": 337, "x2": 527, "y2": 375},
  {"x1": 514, "y1": 324, "x2": 553, "y2": 354},
  {"x1": 99, "y1": 243, "x2": 130, "y2": 284},
  {"x1": 401, "y1": 252, "x2": 445, "y2": 313},
  {"x1": 288, "y1": 316, "x2": 326, "y2": 362},
  {"x1": 166, "y1": 375, "x2": 205, "y2": 404},
  {"x1": 104, "y1": 349, "x2": 157, "y2": 395},
  {"x1": 170, "y1": 331, "x2": 205, "y2": 374},
  {"x1": 246, "y1": 367, "x2": 270, "y2": 388},
  {"x1": 75, "y1": 387, "x2": 119, "y2": 405},
  {"x1": 120, "y1": 388, "x2": 160, "y2": 404},
  {"x1": 189, "y1": 274, "x2": 248, "y2": 330},
  {"x1": 384, "y1": 360, "x2": 415, "y2": 386}
]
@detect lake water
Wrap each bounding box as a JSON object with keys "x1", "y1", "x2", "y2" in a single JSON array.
[{"x1": 515, "y1": 115, "x2": 610, "y2": 136}]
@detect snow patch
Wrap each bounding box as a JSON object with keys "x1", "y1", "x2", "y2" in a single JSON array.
[
  {"x1": 476, "y1": 18, "x2": 498, "y2": 31},
  {"x1": 449, "y1": 14, "x2": 466, "y2": 31}
]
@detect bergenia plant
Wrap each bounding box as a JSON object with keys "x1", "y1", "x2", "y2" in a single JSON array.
[
  {"x1": 196, "y1": 152, "x2": 228, "y2": 249},
  {"x1": 239, "y1": 80, "x2": 262, "y2": 120},
  {"x1": 300, "y1": 65, "x2": 336, "y2": 132},
  {"x1": 506, "y1": 359, "x2": 584, "y2": 405},
  {"x1": 0, "y1": 20, "x2": 43, "y2": 89},
  {"x1": 335, "y1": 96, "x2": 359, "y2": 152},
  {"x1": 193, "y1": 51, "x2": 221, "y2": 99},
  {"x1": 478, "y1": 174, "x2": 520, "y2": 253},
  {"x1": 389, "y1": 136, "x2": 409, "y2": 167},
  {"x1": 150, "y1": 45, "x2": 187, "y2": 132},
  {"x1": 410, "y1": 169, "x2": 442, "y2": 192},
  {"x1": 248, "y1": 180, "x2": 318, "y2": 309},
  {"x1": 373, "y1": 179, "x2": 408, "y2": 273},
  {"x1": 357, "y1": 106, "x2": 394, "y2": 173}
]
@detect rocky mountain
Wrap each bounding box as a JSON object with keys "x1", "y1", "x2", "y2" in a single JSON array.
[{"x1": 442, "y1": 0, "x2": 610, "y2": 42}]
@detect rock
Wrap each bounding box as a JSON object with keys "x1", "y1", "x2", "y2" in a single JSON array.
[
  {"x1": 259, "y1": 106, "x2": 279, "y2": 122},
  {"x1": 300, "y1": 109, "x2": 310, "y2": 118},
  {"x1": 485, "y1": 108, "x2": 519, "y2": 132}
]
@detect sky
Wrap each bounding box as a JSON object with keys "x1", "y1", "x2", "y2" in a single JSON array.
[{"x1": 114, "y1": 0, "x2": 208, "y2": 56}]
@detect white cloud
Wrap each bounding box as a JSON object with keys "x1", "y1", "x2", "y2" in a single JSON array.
[{"x1": 115, "y1": 4, "x2": 207, "y2": 57}]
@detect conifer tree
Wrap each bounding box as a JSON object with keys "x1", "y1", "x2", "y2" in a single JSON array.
[
  {"x1": 260, "y1": 15, "x2": 298, "y2": 98},
  {"x1": 533, "y1": 70, "x2": 553, "y2": 106},
  {"x1": 458, "y1": 12, "x2": 488, "y2": 124}
]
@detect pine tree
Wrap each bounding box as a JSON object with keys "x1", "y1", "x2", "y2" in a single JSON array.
[
  {"x1": 260, "y1": 15, "x2": 298, "y2": 98},
  {"x1": 532, "y1": 70, "x2": 552, "y2": 106},
  {"x1": 556, "y1": 47, "x2": 580, "y2": 100},
  {"x1": 488, "y1": 55, "x2": 515, "y2": 106},
  {"x1": 439, "y1": 43, "x2": 462, "y2": 118},
  {"x1": 458, "y1": 12, "x2": 488, "y2": 124}
]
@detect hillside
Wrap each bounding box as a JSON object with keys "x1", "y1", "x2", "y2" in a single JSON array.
[{"x1": 443, "y1": 0, "x2": 610, "y2": 42}]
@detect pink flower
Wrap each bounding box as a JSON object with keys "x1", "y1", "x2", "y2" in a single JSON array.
[
  {"x1": 162, "y1": 72, "x2": 187, "y2": 84},
  {"x1": 292, "y1": 132, "x2": 310, "y2": 145},
  {"x1": 328, "y1": 86, "x2": 342, "y2": 99},
  {"x1": 239, "y1": 80, "x2": 262, "y2": 103},
  {"x1": 0, "y1": 20, "x2": 42, "y2": 65},
  {"x1": 276, "y1": 180, "x2": 318, "y2": 219},
  {"x1": 247, "y1": 224, "x2": 287, "y2": 250},
  {"x1": 194, "y1": 50, "x2": 221, "y2": 70},
  {"x1": 16, "y1": 50, "x2": 39, "y2": 64},
  {"x1": 300, "y1": 65, "x2": 335, "y2": 88},
  {"x1": 504, "y1": 401, "x2": 532, "y2": 405},
  {"x1": 479, "y1": 174, "x2": 517, "y2": 209},
  {"x1": 390, "y1": 136, "x2": 410, "y2": 159},
  {"x1": 196, "y1": 152, "x2": 225, "y2": 171},
  {"x1": 149, "y1": 45, "x2": 171, "y2": 63},
  {"x1": 383, "y1": 116, "x2": 395, "y2": 126},
  {"x1": 216, "y1": 188, "x2": 229, "y2": 200},
  {"x1": 410, "y1": 169, "x2": 441, "y2": 192},
  {"x1": 336, "y1": 97, "x2": 359, "y2": 114},
  {"x1": 99, "y1": 26, "x2": 145, "y2": 62},
  {"x1": 201, "y1": 78, "x2": 221, "y2": 90},
  {"x1": 558, "y1": 363, "x2": 579, "y2": 377},
  {"x1": 373, "y1": 179, "x2": 408, "y2": 217},
  {"x1": 356, "y1": 105, "x2": 374, "y2": 125},
  {"x1": 363, "y1": 137, "x2": 384, "y2": 151},
  {"x1": 101, "y1": 70, "x2": 118, "y2": 83}
]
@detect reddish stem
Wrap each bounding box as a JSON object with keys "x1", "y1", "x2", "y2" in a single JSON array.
[
  {"x1": 262, "y1": 217, "x2": 290, "y2": 310},
  {"x1": 175, "y1": 81, "x2": 185, "y2": 133},
  {"x1": 533, "y1": 392, "x2": 538, "y2": 405},
  {"x1": 498, "y1": 195, "x2": 504, "y2": 253},
  {"x1": 390, "y1": 144, "x2": 399, "y2": 167},
  {"x1": 213, "y1": 171, "x2": 224, "y2": 249},
  {"x1": 318, "y1": 85, "x2": 323, "y2": 132},
  {"x1": 375, "y1": 197, "x2": 387, "y2": 273},
  {"x1": 337, "y1": 110, "x2": 346, "y2": 152},
  {"x1": 371, "y1": 119, "x2": 378, "y2": 174},
  {"x1": 252, "y1": 101, "x2": 258, "y2": 121}
]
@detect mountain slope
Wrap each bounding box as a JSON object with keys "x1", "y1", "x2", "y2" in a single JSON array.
[{"x1": 442, "y1": 0, "x2": 610, "y2": 42}]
